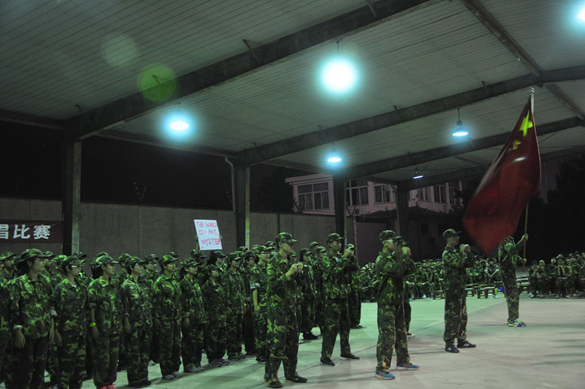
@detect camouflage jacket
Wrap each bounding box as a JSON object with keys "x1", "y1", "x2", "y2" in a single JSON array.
[
  {"x1": 88, "y1": 277, "x2": 123, "y2": 336},
  {"x1": 300, "y1": 264, "x2": 317, "y2": 300},
  {"x1": 442, "y1": 247, "x2": 475, "y2": 289},
  {"x1": 141, "y1": 269, "x2": 160, "y2": 284},
  {"x1": 202, "y1": 280, "x2": 227, "y2": 326},
  {"x1": 121, "y1": 277, "x2": 152, "y2": 327},
  {"x1": 250, "y1": 263, "x2": 269, "y2": 309},
  {"x1": 498, "y1": 240, "x2": 523, "y2": 273},
  {"x1": 266, "y1": 252, "x2": 298, "y2": 308},
  {"x1": 224, "y1": 269, "x2": 246, "y2": 314},
  {"x1": 153, "y1": 273, "x2": 182, "y2": 321},
  {"x1": 180, "y1": 276, "x2": 206, "y2": 325},
  {"x1": 0, "y1": 274, "x2": 11, "y2": 337},
  {"x1": 53, "y1": 278, "x2": 89, "y2": 338},
  {"x1": 375, "y1": 251, "x2": 416, "y2": 306},
  {"x1": 322, "y1": 251, "x2": 354, "y2": 300},
  {"x1": 310, "y1": 258, "x2": 324, "y2": 299},
  {"x1": 10, "y1": 274, "x2": 56, "y2": 339},
  {"x1": 528, "y1": 266, "x2": 545, "y2": 280}
]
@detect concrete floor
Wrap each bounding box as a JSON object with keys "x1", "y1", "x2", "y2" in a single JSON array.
[{"x1": 111, "y1": 293, "x2": 585, "y2": 389}]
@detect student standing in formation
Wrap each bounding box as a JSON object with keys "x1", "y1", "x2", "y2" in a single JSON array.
[
  {"x1": 442, "y1": 229, "x2": 476, "y2": 353},
  {"x1": 498, "y1": 235, "x2": 528, "y2": 327}
]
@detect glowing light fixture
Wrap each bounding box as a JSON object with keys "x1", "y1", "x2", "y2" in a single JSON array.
[
  {"x1": 327, "y1": 148, "x2": 342, "y2": 163},
  {"x1": 413, "y1": 166, "x2": 423, "y2": 180},
  {"x1": 579, "y1": 8, "x2": 585, "y2": 20},
  {"x1": 321, "y1": 41, "x2": 357, "y2": 93},
  {"x1": 453, "y1": 108, "x2": 468, "y2": 137},
  {"x1": 169, "y1": 102, "x2": 189, "y2": 132}
]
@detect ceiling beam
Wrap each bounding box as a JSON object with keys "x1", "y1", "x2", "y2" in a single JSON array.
[
  {"x1": 0, "y1": 109, "x2": 64, "y2": 131},
  {"x1": 63, "y1": 0, "x2": 441, "y2": 140},
  {"x1": 341, "y1": 116, "x2": 584, "y2": 180},
  {"x1": 237, "y1": 65, "x2": 585, "y2": 166},
  {"x1": 460, "y1": 0, "x2": 585, "y2": 120}
]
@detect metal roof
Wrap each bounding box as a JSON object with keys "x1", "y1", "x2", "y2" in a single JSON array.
[{"x1": 2, "y1": 0, "x2": 585, "y2": 187}]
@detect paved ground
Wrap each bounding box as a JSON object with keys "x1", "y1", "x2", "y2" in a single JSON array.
[{"x1": 109, "y1": 292, "x2": 585, "y2": 389}]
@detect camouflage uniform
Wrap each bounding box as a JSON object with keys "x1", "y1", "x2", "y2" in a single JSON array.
[
  {"x1": 264, "y1": 249, "x2": 301, "y2": 384},
  {"x1": 202, "y1": 272, "x2": 228, "y2": 363},
  {"x1": 321, "y1": 247, "x2": 355, "y2": 359},
  {"x1": 442, "y1": 245, "x2": 475, "y2": 346},
  {"x1": 180, "y1": 263, "x2": 206, "y2": 371},
  {"x1": 375, "y1": 235, "x2": 416, "y2": 373},
  {"x1": 88, "y1": 273, "x2": 123, "y2": 388},
  {"x1": 9, "y1": 250, "x2": 56, "y2": 389},
  {"x1": 121, "y1": 265, "x2": 153, "y2": 386},
  {"x1": 310, "y1": 254, "x2": 325, "y2": 331},
  {"x1": 299, "y1": 262, "x2": 317, "y2": 336},
  {"x1": 0, "y1": 252, "x2": 15, "y2": 387},
  {"x1": 153, "y1": 270, "x2": 182, "y2": 377},
  {"x1": 498, "y1": 237, "x2": 525, "y2": 321},
  {"x1": 224, "y1": 264, "x2": 246, "y2": 359},
  {"x1": 250, "y1": 261, "x2": 269, "y2": 362},
  {"x1": 141, "y1": 255, "x2": 160, "y2": 363},
  {"x1": 53, "y1": 264, "x2": 89, "y2": 389},
  {"x1": 347, "y1": 250, "x2": 362, "y2": 327}
]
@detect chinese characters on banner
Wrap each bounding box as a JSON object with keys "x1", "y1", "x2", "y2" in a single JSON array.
[
  {"x1": 0, "y1": 220, "x2": 64, "y2": 243},
  {"x1": 194, "y1": 219, "x2": 222, "y2": 250}
]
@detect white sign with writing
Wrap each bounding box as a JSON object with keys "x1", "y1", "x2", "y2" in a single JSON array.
[{"x1": 194, "y1": 219, "x2": 222, "y2": 250}]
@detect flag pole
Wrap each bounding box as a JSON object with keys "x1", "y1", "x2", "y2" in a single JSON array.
[{"x1": 522, "y1": 204, "x2": 529, "y2": 271}]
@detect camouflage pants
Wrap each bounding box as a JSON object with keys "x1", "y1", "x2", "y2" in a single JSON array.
[
  {"x1": 321, "y1": 298, "x2": 351, "y2": 359},
  {"x1": 118, "y1": 323, "x2": 128, "y2": 370},
  {"x1": 126, "y1": 325, "x2": 151, "y2": 385},
  {"x1": 314, "y1": 298, "x2": 325, "y2": 329},
  {"x1": 254, "y1": 309, "x2": 269, "y2": 362},
  {"x1": 91, "y1": 333, "x2": 120, "y2": 388},
  {"x1": 443, "y1": 287, "x2": 467, "y2": 345},
  {"x1": 376, "y1": 304, "x2": 409, "y2": 372},
  {"x1": 348, "y1": 289, "x2": 361, "y2": 327},
  {"x1": 501, "y1": 270, "x2": 519, "y2": 321},
  {"x1": 226, "y1": 313, "x2": 243, "y2": 358},
  {"x1": 404, "y1": 301, "x2": 412, "y2": 332},
  {"x1": 159, "y1": 318, "x2": 181, "y2": 376},
  {"x1": 299, "y1": 298, "x2": 315, "y2": 335},
  {"x1": 556, "y1": 278, "x2": 569, "y2": 296},
  {"x1": 0, "y1": 330, "x2": 9, "y2": 385},
  {"x1": 47, "y1": 338, "x2": 58, "y2": 385},
  {"x1": 529, "y1": 278, "x2": 547, "y2": 295},
  {"x1": 182, "y1": 322, "x2": 204, "y2": 368},
  {"x1": 57, "y1": 335, "x2": 86, "y2": 389},
  {"x1": 265, "y1": 306, "x2": 298, "y2": 383},
  {"x1": 205, "y1": 323, "x2": 226, "y2": 361},
  {"x1": 149, "y1": 324, "x2": 160, "y2": 363},
  {"x1": 243, "y1": 310, "x2": 256, "y2": 354},
  {"x1": 9, "y1": 335, "x2": 49, "y2": 389}
]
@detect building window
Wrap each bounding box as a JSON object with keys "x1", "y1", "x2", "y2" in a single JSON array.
[
  {"x1": 297, "y1": 182, "x2": 329, "y2": 211},
  {"x1": 346, "y1": 180, "x2": 369, "y2": 206},
  {"x1": 374, "y1": 184, "x2": 394, "y2": 203},
  {"x1": 448, "y1": 181, "x2": 460, "y2": 205},
  {"x1": 417, "y1": 187, "x2": 432, "y2": 202},
  {"x1": 434, "y1": 184, "x2": 447, "y2": 203}
]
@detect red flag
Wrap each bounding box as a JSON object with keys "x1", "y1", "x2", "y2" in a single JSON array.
[{"x1": 463, "y1": 94, "x2": 540, "y2": 254}]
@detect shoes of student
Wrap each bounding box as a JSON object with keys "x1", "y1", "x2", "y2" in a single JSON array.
[
  {"x1": 285, "y1": 375, "x2": 308, "y2": 383},
  {"x1": 320, "y1": 357, "x2": 335, "y2": 366},
  {"x1": 507, "y1": 319, "x2": 526, "y2": 327},
  {"x1": 209, "y1": 359, "x2": 222, "y2": 368},
  {"x1": 127, "y1": 383, "x2": 142, "y2": 388},
  {"x1": 162, "y1": 375, "x2": 174, "y2": 380},
  {"x1": 106, "y1": 385, "x2": 116, "y2": 389},
  {"x1": 457, "y1": 340, "x2": 476, "y2": 348},
  {"x1": 340, "y1": 353, "x2": 360, "y2": 360},
  {"x1": 351, "y1": 324, "x2": 364, "y2": 329},
  {"x1": 220, "y1": 359, "x2": 230, "y2": 366},
  {"x1": 375, "y1": 371, "x2": 395, "y2": 380},
  {"x1": 267, "y1": 379, "x2": 284, "y2": 388},
  {"x1": 397, "y1": 362, "x2": 419, "y2": 371},
  {"x1": 303, "y1": 333, "x2": 318, "y2": 340},
  {"x1": 148, "y1": 360, "x2": 156, "y2": 366},
  {"x1": 445, "y1": 344, "x2": 460, "y2": 353},
  {"x1": 140, "y1": 381, "x2": 151, "y2": 387},
  {"x1": 407, "y1": 332, "x2": 415, "y2": 338},
  {"x1": 172, "y1": 371, "x2": 183, "y2": 378}
]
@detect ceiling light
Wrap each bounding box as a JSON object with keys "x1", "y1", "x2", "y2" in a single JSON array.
[
  {"x1": 168, "y1": 102, "x2": 189, "y2": 132},
  {"x1": 327, "y1": 148, "x2": 341, "y2": 163},
  {"x1": 579, "y1": 8, "x2": 585, "y2": 20},
  {"x1": 321, "y1": 41, "x2": 358, "y2": 93},
  {"x1": 453, "y1": 108, "x2": 468, "y2": 137},
  {"x1": 413, "y1": 166, "x2": 423, "y2": 179}
]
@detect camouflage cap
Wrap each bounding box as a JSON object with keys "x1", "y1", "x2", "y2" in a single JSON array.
[
  {"x1": 309, "y1": 241, "x2": 320, "y2": 248},
  {"x1": 16, "y1": 248, "x2": 51, "y2": 265},
  {"x1": 326, "y1": 233, "x2": 344, "y2": 244},
  {"x1": 238, "y1": 246, "x2": 249, "y2": 252},
  {"x1": 53, "y1": 254, "x2": 68, "y2": 267},
  {"x1": 0, "y1": 252, "x2": 15, "y2": 261},
  {"x1": 212, "y1": 250, "x2": 227, "y2": 258},
  {"x1": 126, "y1": 256, "x2": 146, "y2": 269},
  {"x1": 182, "y1": 257, "x2": 201, "y2": 268},
  {"x1": 73, "y1": 251, "x2": 87, "y2": 260},
  {"x1": 299, "y1": 248, "x2": 310, "y2": 258},
  {"x1": 143, "y1": 253, "x2": 159, "y2": 262},
  {"x1": 442, "y1": 229, "x2": 461, "y2": 239},
  {"x1": 259, "y1": 245, "x2": 272, "y2": 253},
  {"x1": 315, "y1": 246, "x2": 327, "y2": 253},
  {"x1": 168, "y1": 251, "x2": 180, "y2": 258},
  {"x1": 347, "y1": 244, "x2": 355, "y2": 250},
  {"x1": 265, "y1": 240, "x2": 275, "y2": 248},
  {"x1": 159, "y1": 254, "x2": 178, "y2": 266},
  {"x1": 118, "y1": 253, "x2": 133, "y2": 267},
  {"x1": 275, "y1": 232, "x2": 297, "y2": 245},
  {"x1": 62, "y1": 255, "x2": 83, "y2": 269},
  {"x1": 379, "y1": 230, "x2": 401, "y2": 241},
  {"x1": 43, "y1": 251, "x2": 55, "y2": 259},
  {"x1": 94, "y1": 255, "x2": 118, "y2": 267}
]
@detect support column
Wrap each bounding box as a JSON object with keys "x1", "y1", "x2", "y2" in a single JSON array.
[
  {"x1": 396, "y1": 183, "x2": 410, "y2": 240},
  {"x1": 233, "y1": 164, "x2": 250, "y2": 248},
  {"x1": 62, "y1": 140, "x2": 82, "y2": 255},
  {"x1": 332, "y1": 174, "x2": 347, "y2": 239}
]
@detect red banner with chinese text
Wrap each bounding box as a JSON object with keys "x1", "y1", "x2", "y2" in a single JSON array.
[{"x1": 0, "y1": 220, "x2": 64, "y2": 243}]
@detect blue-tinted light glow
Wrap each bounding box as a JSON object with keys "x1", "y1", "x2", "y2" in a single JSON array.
[
  {"x1": 453, "y1": 131, "x2": 468, "y2": 137},
  {"x1": 328, "y1": 156, "x2": 342, "y2": 163},
  {"x1": 413, "y1": 175, "x2": 424, "y2": 180},
  {"x1": 322, "y1": 59, "x2": 357, "y2": 93},
  {"x1": 579, "y1": 8, "x2": 585, "y2": 20}
]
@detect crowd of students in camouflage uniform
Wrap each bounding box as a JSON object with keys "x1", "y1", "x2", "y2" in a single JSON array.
[{"x1": 0, "y1": 233, "x2": 364, "y2": 389}]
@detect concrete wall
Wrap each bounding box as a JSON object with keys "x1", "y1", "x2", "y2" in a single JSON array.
[{"x1": 0, "y1": 198, "x2": 351, "y2": 260}]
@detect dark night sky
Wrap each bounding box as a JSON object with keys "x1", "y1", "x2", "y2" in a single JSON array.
[{"x1": 1, "y1": 122, "x2": 303, "y2": 210}]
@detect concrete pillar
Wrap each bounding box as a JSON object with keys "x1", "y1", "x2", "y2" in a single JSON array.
[
  {"x1": 233, "y1": 164, "x2": 250, "y2": 248},
  {"x1": 332, "y1": 174, "x2": 347, "y2": 239},
  {"x1": 396, "y1": 183, "x2": 409, "y2": 240},
  {"x1": 62, "y1": 139, "x2": 82, "y2": 255}
]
